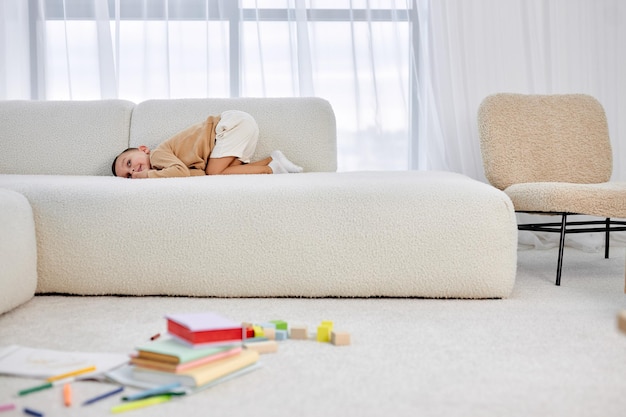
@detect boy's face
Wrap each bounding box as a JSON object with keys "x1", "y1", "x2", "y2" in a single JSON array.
[{"x1": 115, "y1": 146, "x2": 151, "y2": 178}]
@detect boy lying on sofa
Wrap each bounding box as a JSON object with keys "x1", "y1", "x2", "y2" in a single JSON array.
[{"x1": 112, "y1": 110, "x2": 302, "y2": 178}]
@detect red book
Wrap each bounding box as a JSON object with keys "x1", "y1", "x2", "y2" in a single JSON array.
[{"x1": 165, "y1": 312, "x2": 243, "y2": 346}]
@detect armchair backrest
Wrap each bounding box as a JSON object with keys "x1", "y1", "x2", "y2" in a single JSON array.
[{"x1": 478, "y1": 93, "x2": 612, "y2": 190}]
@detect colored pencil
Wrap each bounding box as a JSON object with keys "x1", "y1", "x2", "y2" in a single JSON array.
[
  {"x1": 122, "y1": 382, "x2": 182, "y2": 401},
  {"x1": 82, "y1": 386, "x2": 124, "y2": 406},
  {"x1": 46, "y1": 365, "x2": 96, "y2": 382},
  {"x1": 18, "y1": 382, "x2": 53, "y2": 397},
  {"x1": 23, "y1": 408, "x2": 44, "y2": 417},
  {"x1": 63, "y1": 383, "x2": 72, "y2": 407},
  {"x1": 111, "y1": 395, "x2": 172, "y2": 414}
]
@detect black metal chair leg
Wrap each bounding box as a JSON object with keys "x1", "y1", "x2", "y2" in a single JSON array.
[
  {"x1": 555, "y1": 214, "x2": 567, "y2": 286},
  {"x1": 605, "y1": 218, "x2": 610, "y2": 259},
  {"x1": 518, "y1": 211, "x2": 626, "y2": 286}
]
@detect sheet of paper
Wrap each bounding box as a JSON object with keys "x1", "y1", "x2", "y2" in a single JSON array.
[{"x1": 0, "y1": 345, "x2": 129, "y2": 379}]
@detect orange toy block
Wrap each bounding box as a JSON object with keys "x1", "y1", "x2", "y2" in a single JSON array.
[{"x1": 331, "y1": 331, "x2": 351, "y2": 346}]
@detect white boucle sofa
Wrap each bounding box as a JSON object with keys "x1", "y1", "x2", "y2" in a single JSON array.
[{"x1": 0, "y1": 98, "x2": 518, "y2": 314}]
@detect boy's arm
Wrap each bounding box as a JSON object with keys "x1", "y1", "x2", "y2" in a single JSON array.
[
  {"x1": 144, "y1": 115, "x2": 219, "y2": 178},
  {"x1": 147, "y1": 148, "x2": 193, "y2": 178}
]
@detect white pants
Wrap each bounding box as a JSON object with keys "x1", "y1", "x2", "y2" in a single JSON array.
[{"x1": 211, "y1": 110, "x2": 259, "y2": 163}]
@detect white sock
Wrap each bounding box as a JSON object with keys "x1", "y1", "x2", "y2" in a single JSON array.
[
  {"x1": 271, "y1": 150, "x2": 303, "y2": 173},
  {"x1": 269, "y1": 159, "x2": 288, "y2": 174}
]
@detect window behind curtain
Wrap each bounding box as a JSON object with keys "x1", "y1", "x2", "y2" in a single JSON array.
[{"x1": 35, "y1": 0, "x2": 418, "y2": 171}]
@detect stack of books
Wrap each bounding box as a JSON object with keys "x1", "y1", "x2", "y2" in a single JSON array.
[{"x1": 130, "y1": 312, "x2": 259, "y2": 388}]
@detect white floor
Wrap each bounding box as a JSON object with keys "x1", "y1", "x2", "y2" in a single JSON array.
[{"x1": 0, "y1": 246, "x2": 625, "y2": 417}]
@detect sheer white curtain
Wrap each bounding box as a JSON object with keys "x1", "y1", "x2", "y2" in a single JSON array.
[
  {"x1": 2, "y1": 1, "x2": 625, "y2": 202},
  {"x1": 0, "y1": 1, "x2": 30, "y2": 99},
  {"x1": 0, "y1": 0, "x2": 418, "y2": 172},
  {"x1": 421, "y1": 0, "x2": 626, "y2": 178},
  {"x1": 420, "y1": 0, "x2": 626, "y2": 250}
]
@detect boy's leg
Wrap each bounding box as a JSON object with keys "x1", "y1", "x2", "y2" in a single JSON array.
[
  {"x1": 206, "y1": 156, "x2": 272, "y2": 175},
  {"x1": 270, "y1": 150, "x2": 303, "y2": 173},
  {"x1": 248, "y1": 157, "x2": 272, "y2": 166}
]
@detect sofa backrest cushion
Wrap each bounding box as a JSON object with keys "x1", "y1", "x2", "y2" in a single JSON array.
[
  {"x1": 129, "y1": 97, "x2": 337, "y2": 172},
  {"x1": 0, "y1": 100, "x2": 134, "y2": 176}
]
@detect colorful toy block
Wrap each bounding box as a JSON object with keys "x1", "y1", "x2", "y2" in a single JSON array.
[
  {"x1": 244, "y1": 336, "x2": 269, "y2": 343},
  {"x1": 253, "y1": 325, "x2": 265, "y2": 337},
  {"x1": 262, "y1": 327, "x2": 276, "y2": 340},
  {"x1": 317, "y1": 325, "x2": 331, "y2": 343},
  {"x1": 331, "y1": 331, "x2": 351, "y2": 346},
  {"x1": 275, "y1": 330, "x2": 288, "y2": 341},
  {"x1": 290, "y1": 325, "x2": 308, "y2": 340},
  {"x1": 243, "y1": 319, "x2": 348, "y2": 346},
  {"x1": 321, "y1": 320, "x2": 333, "y2": 330},
  {"x1": 245, "y1": 327, "x2": 255, "y2": 338},
  {"x1": 618, "y1": 310, "x2": 626, "y2": 335},
  {"x1": 270, "y1": 320, "x2": 288, "y2": 331},
  {"x1": 315, "y1": 321, "x2": 334, "y2": 342}
]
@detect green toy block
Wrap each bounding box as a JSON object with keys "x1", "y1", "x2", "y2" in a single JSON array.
[{"x1": 270, "y1": 320, "x2": 288, "y2": 331}]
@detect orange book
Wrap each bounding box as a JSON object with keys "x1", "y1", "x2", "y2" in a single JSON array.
[
  {"x1": 131, "y1": 346, "x2": 242, "y2": 373},
  {"x1": 132, "y1": 349, "x2": 259, "y2": 387}
]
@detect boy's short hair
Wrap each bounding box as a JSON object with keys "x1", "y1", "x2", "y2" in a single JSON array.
[{"x1": 111, "y1": 147, "x2": 138, "y2": 176}]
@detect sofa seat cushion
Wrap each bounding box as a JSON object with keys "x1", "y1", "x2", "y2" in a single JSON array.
[
  {"x1": 0, "y1": 189, "x2": 37, "y2": 314},
  {"x1": 0, "y1": 171, "x2": 517, "y2": 299}
]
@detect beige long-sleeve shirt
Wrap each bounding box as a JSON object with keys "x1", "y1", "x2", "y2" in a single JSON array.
[{"x1": 147, "y1": 115, "x2": 221, "y2": 178}]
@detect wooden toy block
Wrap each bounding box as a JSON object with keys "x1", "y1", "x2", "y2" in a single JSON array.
[
  {"x1": 244, "y1": 336, "x2": 269, "y2": 343},
  {"x1": 321, "y1": 320, "x2": 333, "y2": 331},
  {"x1": 270, "y1": 320, "x2": 288, "y2": 331},
  {"x1": 245, "y1": 327, "x2": 255, "y2": 338},
  {"x1": 253, "y1": 325, "x2": 265, "y2": 337},
  {"x1": 275, "y1": 330, "x2": 288, "y2": 341},
  {"x1": 316, "y1": 324, "x2": 331, "y2": 343},
  {"x1": 331, "y1": 331, "x2": 351, "y2": 346},
  {"x1": 244, "y1": 340, "x2": 279, "y2": 354},
  {"x1": 618, "y1": 310, "x2": 626, "y2": 335},
  {"x1": 290, "y1": 325, "x2": 308, "y2": 340},
  {"x1": 259, "y1": 322, "x2": 276, "y2": 329},
  {"x1": 262, "y1": 328, "x2": 276, "y2": 340}
]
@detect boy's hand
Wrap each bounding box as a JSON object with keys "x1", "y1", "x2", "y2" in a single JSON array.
[{"x1": 132, "y1": 170, "x2": 149, "y2": 179}]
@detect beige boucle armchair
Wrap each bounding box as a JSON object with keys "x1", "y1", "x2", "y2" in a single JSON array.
[{"x1": 478, "y1": 93, "x2": 626, "y2": 285}]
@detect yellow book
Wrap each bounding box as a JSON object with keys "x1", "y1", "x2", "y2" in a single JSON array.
[{"x1": 131, "y1": 349, "x2": 259, "y2": 387}]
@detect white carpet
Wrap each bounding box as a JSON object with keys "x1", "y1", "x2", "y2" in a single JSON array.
[{"x1": 1, "y1": 247, "x2": 625, "y2": 417}]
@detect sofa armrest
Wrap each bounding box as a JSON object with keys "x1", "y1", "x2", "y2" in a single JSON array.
[{"x1": 0, "y1": 189, "x2": 37, "y2": 314}]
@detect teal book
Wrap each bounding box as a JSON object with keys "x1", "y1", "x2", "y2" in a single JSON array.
[{"x1": 136, "y1": 338, "x2": 238, "y2": 365}]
